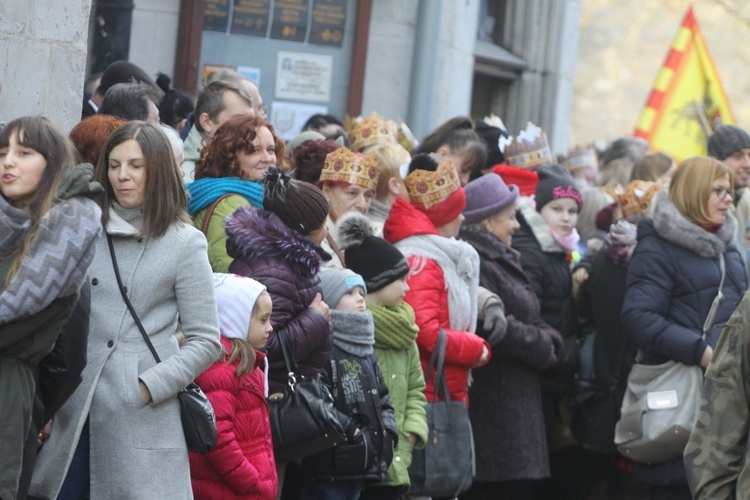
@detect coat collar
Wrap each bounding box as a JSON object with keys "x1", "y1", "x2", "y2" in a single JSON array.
[
  {"x1": 645, "y1": 190, "x2": 737, "y2": 258},
  {"x1": 105, "y1": 204, "x2": 141, "y2": 236}
]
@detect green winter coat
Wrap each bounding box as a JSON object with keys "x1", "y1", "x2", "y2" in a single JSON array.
[
  {"x1": 372, "y1": 340, "x2": 428, "y2": 490},
  {"x1": 192, "y1": 194, "x2": 251, "y2": 272},
  {"x1": 685, "y1": 292, "x2": 750, "y2": 499}
]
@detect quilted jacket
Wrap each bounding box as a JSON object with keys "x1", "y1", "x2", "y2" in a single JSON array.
[
  {"x1": 190, "y1": 338, "x2": 277, "y2": 499},
  {"x1": 383, "y1": 198, "x2": 488, "y2": 405},
  {"x1": 226, "y1": 207, "x2": 333, "y2": 393}
]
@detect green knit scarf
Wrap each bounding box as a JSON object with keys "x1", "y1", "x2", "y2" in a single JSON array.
[{"x1": 367, "y1": 301, "x2": 419, "y2": 350}]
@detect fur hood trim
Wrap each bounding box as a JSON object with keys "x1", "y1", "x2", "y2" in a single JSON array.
[
  {"x1": 650, "y1": 190, "x2": 737, "y2": 258},
  {"x1": 225, "y1": 206, "x2": 329, "y2": 278}
]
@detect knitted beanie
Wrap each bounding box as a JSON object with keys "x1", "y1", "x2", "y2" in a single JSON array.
[
  {"x1": 462, "y1": 173, "x2": 519, "y2": 224},
  {"x1": 707, "y1": 125, "x2": 750, "y2": 160},
  {"x1": 404, "y1": 153, "x2": 466, "y2": 228},
  {"x1": 264, "y1": 165, "x2": 329, "y2": 236},
  {"x1": 535, "y1": 164, "x2": 582, "y2": 212},
  {"x1": 335, "y1": 212, "x2": 410, "y2": 292},
  {"x1": 319, "y1": 268, "x2": 367, "y2": 309},
  {"x1": 97, "y1": 60, "x2": 157, "y2": 96},
  {"x1": 493, "y1": 164, "x2": 539, "y2": 196},
  {"x1": 212, "y1": 273, "x2": 267, "y2": 340}
]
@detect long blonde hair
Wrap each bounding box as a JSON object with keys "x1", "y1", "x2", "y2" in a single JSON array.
[
  {"x1": 1, "y1": 116, "x2": 76, "y2": 289},
  {"x1": 669, "y1": 156, "x2": 733, "y2": 228}
]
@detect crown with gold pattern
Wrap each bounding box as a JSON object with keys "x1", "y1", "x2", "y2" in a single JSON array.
[
  {"x1": 320, "y1": 147, "x2": 381, "y2": 191},
  {"x1": 404, "y1": 155, "x2": 462, "y2": 210},
  {"x1": 498, "y1": 122, "x2": 552, "y2": 171},
  {"x1": 563, "y1": 146, "x2": 598, "y2": 173},
  {"x1": 348, "y1": 114, "x2": 398, "y2": 153}
]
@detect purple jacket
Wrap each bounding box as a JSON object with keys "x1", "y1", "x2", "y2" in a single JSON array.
[{"x1": 226, "y1": 207, "x2": 333, "y2": 393}]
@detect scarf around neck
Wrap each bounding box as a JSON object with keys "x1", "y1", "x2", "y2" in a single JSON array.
[
  {"x1": 368, "y1": 301, "x2": 420, "y2": 350},
  {"x1": 395, "y1": 234, "x2": 480, "y2": 333},
  {"x1": 549, "y1": 227, "x2": 581, "y2": 254},
  {"x1": 331, "y1": 309, "x2": 375, "y2": 356},
  {"x1": 186, "y1": 176, "x2": 264, "y2": 215}
]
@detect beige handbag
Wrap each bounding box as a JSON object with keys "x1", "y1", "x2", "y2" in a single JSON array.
[{"x1": 614, "y1": 254, "x2": 726, "y2": 464}]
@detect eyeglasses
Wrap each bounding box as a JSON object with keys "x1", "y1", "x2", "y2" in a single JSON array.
[
  {"x1": 712, "y1": 187, "x2": 731, "y2": 199},
  {"x1": 257, "y1": 103, "x2": 267, "y2": 116}
]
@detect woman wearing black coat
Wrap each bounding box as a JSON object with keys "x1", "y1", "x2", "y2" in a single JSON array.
[
  {"x1": 458, "y1": 173, "x2": 562, "y2": 499},
  {"x1": 621, "y1": 157, "x2": 747, "y2": 499}
]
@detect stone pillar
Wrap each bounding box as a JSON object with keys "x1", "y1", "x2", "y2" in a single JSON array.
[{"x1": 0, "y1": 0, "x2": 94, "y2": 131}]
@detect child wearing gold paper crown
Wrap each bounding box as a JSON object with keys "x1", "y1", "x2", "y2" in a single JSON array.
[
  {"x1": 189, "y1": 274, "x2": 277, "y2": 499},
  {"x1": 335, "y1": 212, "x2": 429, "y2": 499}
]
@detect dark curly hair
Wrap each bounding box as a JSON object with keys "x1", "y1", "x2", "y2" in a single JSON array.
[
  {"x1": 194, "y1": 115, "x2": 287, "y2": 179},
  {"x1": 291, "y1": 138, "x2": 339, "y2": 184}
]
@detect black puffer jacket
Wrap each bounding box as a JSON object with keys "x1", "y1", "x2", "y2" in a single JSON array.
[{"x1": 512, "y1": 201, "x2": 579, "y2": 399}]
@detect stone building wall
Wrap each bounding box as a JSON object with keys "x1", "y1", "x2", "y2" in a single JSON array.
[
  {"x1": 571, "y1": 0, "x2": 750, "y2": 147},
  {"x1": 0, "y1": 0, "x2": 93, "y2": 130}
]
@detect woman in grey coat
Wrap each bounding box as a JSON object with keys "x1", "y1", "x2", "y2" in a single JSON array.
[{"x1": 30, "y1": 122, "x2": 221, "y2": 499}]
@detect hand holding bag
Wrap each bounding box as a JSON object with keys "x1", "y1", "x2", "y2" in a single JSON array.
[
  {"x1": 267, "y1": 328, "x2": 346, "y2": 462},
  {"x1": 614, "y1": 253, "x2": 726, "y2": 464},
  {"x1": 408, "y1": 329, "x2": 475, "y2": 498},
  {"x1": 108, "y1": 235, "x2": 217, "y2": 454}
]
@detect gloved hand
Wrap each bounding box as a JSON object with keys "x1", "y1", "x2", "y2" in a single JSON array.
[
  {"x1": 477, "y1": 287, "x2": 507, "y2": 347},
  {"x1": 56, "y1": 163, "x2": 104, "y2": 201}
]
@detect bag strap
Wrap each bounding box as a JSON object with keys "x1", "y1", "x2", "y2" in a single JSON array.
[
  {"x1": 199, "y1": 193, "x2": 234, "y2": 235},
  {"x1": 325, "y1": 232, "x2": 347, "y2": 268},
  {"x1": 107, "y1": 234, "x2": 161, "y2": 364},
  {"x1": 423, "y1": 330, "x2": 451, "y2": 402},
  {"x1": 701, "y1": 253, "x2": 726, "y2": 340},
  {"x1": 275, "y1": 328, "x2": 303, "y2": 388}
]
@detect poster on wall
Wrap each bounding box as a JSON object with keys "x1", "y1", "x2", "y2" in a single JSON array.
[
  {"x1": 271, "y1": 101, "x2": 329, "y2": 141},
  {"x1": 231, "y1": 0, "x2": 271, "y2": 37},
  {"x1": 270, "y1": 0, "x2": 309, "y2": 42},
  {"x1": 204, "y1": 0, "x2": 231, "y2": 32},
  {"x1": 237, "y1": 66, "x2": 262, "y2": 86},
  {"x1": 275, "y1": 52, "x2": 333, "y2": 103},
  {"x1": 309, "y1": 0, "x2": 347, "y2": 47}
]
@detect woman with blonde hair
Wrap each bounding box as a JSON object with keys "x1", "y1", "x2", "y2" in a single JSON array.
[
  {"x1": 621, "y1": 156, "x2": 747, "y2": 499},
  {"x1": 366, "y1": 142, "x2": 411, "y2": 236},
  {"x1": 0, "y1": 116, "x2": 102, "y2": 499}
]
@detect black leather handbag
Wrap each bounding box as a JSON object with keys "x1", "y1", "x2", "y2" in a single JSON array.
[
  {"x1": 108, "y1": 235, "x2": 217, "y2": 454},
  {"x1": 408, "y1": 329, "x2": 474, "y2": 498},
  {"x1": 268, "y1": 328, "x2": 346, "y2": 462}
]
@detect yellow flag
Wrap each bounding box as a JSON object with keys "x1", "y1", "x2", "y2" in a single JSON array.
[{"x1": 634, "y1": 7, "x2": 735, "y2": 161}]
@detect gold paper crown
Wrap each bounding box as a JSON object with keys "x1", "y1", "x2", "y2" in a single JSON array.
[
  {"x1": 404, "y1": 156, "x2": 461, "y2": 209},
  {"x1": 563, "y1": 146, "x2": 598, "y2": 172},
  {"x1": 320, "y1": 147, "x2": 381, "y2": 191},
  {"x1": 348, "y1": 115, "x2": 397, "y2": 152},
  {"x1": 617, "y1": 180, "x2": 661, "y2": 219},
  {"x1": 499, "y1": 122, "x2": 552, "y2": 171}
]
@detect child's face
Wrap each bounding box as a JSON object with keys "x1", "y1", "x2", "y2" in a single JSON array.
[
  {"x1": 335, "y1": 286, "x2": 366, "y2": 312},
  {"x1": 368, "y1": 277, "x2": 409, "y2": 308},
  {"x1": 540, "y1": 198, "x2": 579, "y2": 236},
  {"x1": 247, "y1": 292, "x2": 273, "y2": 350}
]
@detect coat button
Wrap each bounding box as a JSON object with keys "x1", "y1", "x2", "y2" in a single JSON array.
[
  {"x1": 107, "y1": 340, "x2": 114, "y2": 348},
  {"x1": 391, "y1": 374, "x2": 397, "y2": 379},
  {"x1": 395, "y1": 456, "x2": 401, "y2": 462},
  {"x1": 91, "y1": 278, "x2": 99, "y2": 286},
  {"x1": 371, "y1": 388, "x2": 378, "y2": 395}
]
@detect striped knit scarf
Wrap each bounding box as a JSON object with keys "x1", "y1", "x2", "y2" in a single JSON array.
[
  {"x1": 368, "y1": 301, "x2": 419, "y2": 350},
  {"x1": 186, "y1": 176, "x2": 264, "y2": 215}
]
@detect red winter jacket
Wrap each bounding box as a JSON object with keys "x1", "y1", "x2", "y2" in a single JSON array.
[
  {"x1": 190, "y1": 338, "x2": 277, "y2": 499},
  {"x1": 384, "y1": 198, "x2": 490, "y2": 406}
]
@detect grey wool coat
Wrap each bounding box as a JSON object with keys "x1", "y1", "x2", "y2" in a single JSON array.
[{"x1": 30, "y1": 204, "x2": 221, "y2": 499}]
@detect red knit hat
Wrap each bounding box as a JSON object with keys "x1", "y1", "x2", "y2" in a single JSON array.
[{"x1": 493, "y1": 164, "x2": 539, "y2": 196}]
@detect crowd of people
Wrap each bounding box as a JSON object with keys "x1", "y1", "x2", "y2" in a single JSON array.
[{"x1": 3, "y1": 59, "x2": 750, "y2": 500}]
